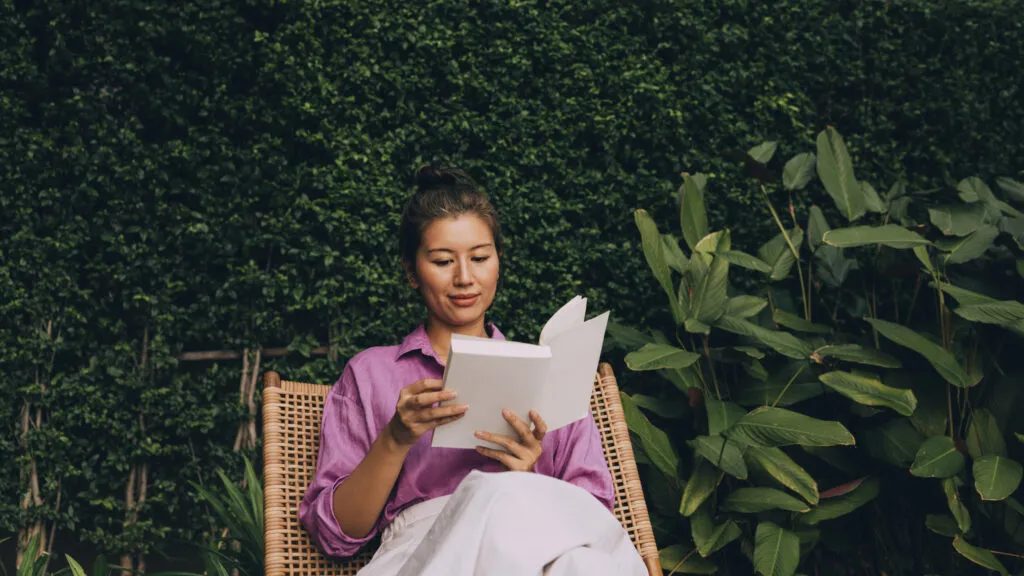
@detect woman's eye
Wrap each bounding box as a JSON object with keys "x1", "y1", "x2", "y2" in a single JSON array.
[
  {"x1": 472, "y1": 256, "x2": 490, "y2": 263},
  {"x1": 432, "y1": 260, "x2": 453, "y2": 266}
]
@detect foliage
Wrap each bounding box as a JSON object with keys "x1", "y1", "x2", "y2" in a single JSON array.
[
  {"x1": 615, "y1": 128, "x2": 1024, "y2": 575},
  {"x1": 189, "y1": 455, "x2": 264, "y2": 576},
  {"x1": 3, "y1": 0, "x2": 1024, "y2": 563}
]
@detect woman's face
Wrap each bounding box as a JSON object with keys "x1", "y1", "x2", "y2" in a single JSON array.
[{"x1": 410, "y1": 214, "x2": 500, "y2": 331}]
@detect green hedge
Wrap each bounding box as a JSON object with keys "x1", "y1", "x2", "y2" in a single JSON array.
[{"x1": 2, "y1": 0, "x2": 1024, "y2": 561}]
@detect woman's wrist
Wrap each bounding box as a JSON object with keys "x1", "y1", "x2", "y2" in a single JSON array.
[{"x1": 381, "y1": 420, "x2": 414, "y2": 456}]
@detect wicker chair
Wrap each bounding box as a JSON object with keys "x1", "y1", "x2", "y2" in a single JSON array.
[{"x1": 262, "y1": 363, "x2": 663, "y2": 575}]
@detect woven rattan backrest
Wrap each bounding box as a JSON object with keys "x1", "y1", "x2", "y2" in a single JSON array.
[{"x1": 262, "y1": 362, "x2": 662, "y2": 576}]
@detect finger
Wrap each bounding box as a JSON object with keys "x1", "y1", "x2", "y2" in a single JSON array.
[
  {"x1": 405, "y1": 378, "x2": 444, "y2": 395},
  {"x1": 529, "y1": 410, "x2": 548, "y2": 441},
  {"x1": 429, "y1": 412, "x2": 467, "y2": 428},
  {"x1": 474, "y1": 445, "x2": 516, "y2": 469},
  {"x1": 502, "y1": 408, "x2": 534, "y2": 445},
  {"x1": 414, "y1": 389, "x2": 458, "y2": 408},
  {"x1": 417, "y1": 404, "x2": 469, "y2": 422},
  {"x1": 474, "y1": 430, "x2": 528, "y2": 458}
]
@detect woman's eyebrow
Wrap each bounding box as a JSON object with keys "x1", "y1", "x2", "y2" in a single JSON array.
[{"x1": 426, "y1": 243, "x2": 493, "y2": 254}]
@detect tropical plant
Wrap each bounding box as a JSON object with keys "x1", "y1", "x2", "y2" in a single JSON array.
[
  {"x1": 189, "y1": 456, "x2": 264, "y2": 576},
  {"x1": 614, "y1": 128, "x2": 1024, "y2": 575}
]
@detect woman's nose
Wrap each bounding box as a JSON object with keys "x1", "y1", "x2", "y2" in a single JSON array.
[{"x1": 453, "y1": 260, "x2": 472, "y2": 285}]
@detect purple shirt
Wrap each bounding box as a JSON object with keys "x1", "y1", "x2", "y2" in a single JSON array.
[{"x1": 299, "y1": 324, "x2": 615, "y2": 559}]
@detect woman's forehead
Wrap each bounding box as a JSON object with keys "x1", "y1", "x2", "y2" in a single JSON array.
[{"x1": 421, "y1": 215, "x2": 495, "y2": 252}]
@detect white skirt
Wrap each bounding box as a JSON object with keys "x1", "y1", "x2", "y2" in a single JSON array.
[{"x1": 357, "y1": 470, "x2": 647, "y2": 576}]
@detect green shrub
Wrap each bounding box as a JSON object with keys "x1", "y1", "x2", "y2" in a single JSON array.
[{"x1": 615, "y1": 128, "x2": 1024, "y2": 575}]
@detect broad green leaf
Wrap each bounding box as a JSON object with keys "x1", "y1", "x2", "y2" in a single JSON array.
[
  {"x1": 726, "y1": 406, "x2": 855, "y2": 448},
  {"x1": 816, "y1": 127, "x2": 865, "y2": 222},
  {"x1": 813, "y1": 245, "x2": 857, "y2": 287},
  {"x1": 632, "y1": 394, "x2": 687, "y2": 419},
  {"x1": 723, "y1": 487, "x2": 810, "y2": 513},
  {"x1": 733, "y1": 362, "x2": 823, "y2": 407},
  {"x1": 818, "y1": 371, "x2": 917, "y2": 416},
  {"x1": 966, "y1": 409, "x2": 1007, "y2": 458},
  {"x1": 861, "y1": 418, "x2": 924, "y2": 467},
  {"x1": 1018, "y1": 260, "x2": 1024, "y2": 279},
  {"x1": 758, "y1": 228, "x2": 805, "y2": 281},
  {"x1": 725, "y1": 295, "x2": 768, "y2": 318},
  {"x1": 943, "y1": 477, "x2": 973, "y2": 533},
  {"x1": 996, "y1": 176, "x2": 1024, "y2": 202},
  {"x1": 715, "y1": 316, "x2": 813, "y2": 359},
  {"x1": 749, "y1": 141, "x2": 779, "y2": 164},
  {"x1": 957, "y1": 176, "x2": 997, "y2": 206},
  {"x1": 658, "y1": 544, "x2": 719, "y2": 574},
  {"x1": 706, "y1": 398, "x2": 747, "y2": 436},
  {"x1": 1016, "y1": 433, "x2": 1024, "y2": 444},
  {"x1": 865, "y1": 318, "x2": 972, "y2": 388},
  {"x1": 814, "y1": 344, "x2": 901, "y2": 368},
  {"x1": 691, "y1": 253, "x2": 730, "y2": 325},
  {"x1": 626, "y1": 343, "x2": 701, "y2": 371},
  {"x1": 606, "y1": 322, "x2": 654, "y2": 351},
  {"x1": 735, "y1": 346, "x2": 765, "y2": 359},
  {"x1": 926, "y1": 514, "x2": 961, "y2": 537},
  {"x1": 635, "y1": 210, "x2": 680, "y2": 320},
  {"x1": 861, "y1": 182, "x2": 886, "y2": 213},
  {"x1": 937, "y1": 283, "x2": 999, "y2": 306},
  {"x1": 745, "y1": 446, "x2": 819, "y2": 505},
  {"x1": 773, "y1": 309, "x2": 831, "y2": 334},
  {"x1": 690, "y1": 435, "x2": 748, "y2": 479},
  {"x1": 662, "y1": 233, "x2": 689, "y2": 274},
  {"x1": 952, "y1": 536, "x2": 1009, "y2": 575},
  {"x1": 717, "y1": 249, "x2": 771, "y2": 273},
  {"x1": 680, "y1": 458, "x2": 725, "y2": 516},
  {"x1": 823, "y1": 225, "x2": 930, "y2": 249},
  {"x1": 954, "y1": 301, "x2": 1024, "y2": 330},
  {"x1": 806, "y1": 205, "x2": 830, "y2": 252},
  {"x1": 935, "y1": 226, "x2": 998, "y2": 265},
  {"x1": 913, "y1": 245, "x2": 936, "y2": 275},
  {"x1": 1000, "y1": 216, "x2": 1024, "y2": 250},
  {"x1": 974, "y1": 456, "x2": 1024, "y2": 501},
  {"x1": 681, "y1": 174, "x2": 709, "y2": 253},
  {"x1": 800, "y1": 477, "x2": 880, "y2": 525},
  {"x1": 754, "y1": 522, "x2": 800, "y2": 576},
  {"x1": 692, "y1": 505, "x2": 742, "y2": 557},
  {"x1": 784, "y1": 153, "x2": 816, "y2": 191},
  {"x1": 910, "y1": 436, "x2": 965, "y2": 478},
  {"x1": 65, "y1": 556, "x2": 88, "y2": 576},
  {"x1": 695, "y1": 230, "x2": 731, "y2": 253},
  {"x1": 621, "y1": 392, "x2": 680, "y2": 481},
  {"x1": 685, "y1": 318, "x2": 711, "y2": 335},
  {"x1": 927, "y1": 204, "x2": 992, "y2": 237}
]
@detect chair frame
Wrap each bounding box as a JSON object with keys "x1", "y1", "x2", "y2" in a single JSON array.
[{"x1": 262, "y1": 363, "x2": 662, "y2": 575}]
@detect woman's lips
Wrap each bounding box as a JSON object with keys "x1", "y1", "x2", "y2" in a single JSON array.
[{"x1": 450, "y1": 294, "x2": 480, "y2": 308}]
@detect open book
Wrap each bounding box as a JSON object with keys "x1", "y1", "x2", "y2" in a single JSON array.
[{"x1": 431, "y1": 296, "x2": 610, "y2": 450}]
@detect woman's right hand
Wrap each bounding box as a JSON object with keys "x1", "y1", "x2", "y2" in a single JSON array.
[{"x1": 385, "y1": 378, "x2": 468, "y2": 448}]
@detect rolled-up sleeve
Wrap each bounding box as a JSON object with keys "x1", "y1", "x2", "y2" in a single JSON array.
[
  {"x1": 299, "y1": 364, "x2": 381, "y2": 558},
  {"x1": 550, "y1": 415, "x2": 615, "y2": 511}
]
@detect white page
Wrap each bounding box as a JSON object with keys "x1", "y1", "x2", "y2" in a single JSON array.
[
  {"x1": 538, "y1": 296, "x2": 586, "y2": 346},
  {"x1": 538, "y1": 311, "x2": 610, "y2": 429},
  {"x1": 431, "y1": 341, "x2": 551, "y2": 449}
]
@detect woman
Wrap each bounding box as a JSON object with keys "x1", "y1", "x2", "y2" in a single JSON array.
[{"x1": 300, "y1": 165, "x2": 646, "y2": 575}]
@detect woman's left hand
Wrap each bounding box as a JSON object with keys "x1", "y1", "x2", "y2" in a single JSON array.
[{"x1": 474, "y1": 409, "x2": 547, "y2": 472}]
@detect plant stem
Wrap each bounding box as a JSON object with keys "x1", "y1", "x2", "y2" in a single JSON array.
[
  {"x1": 702, "y1": 334, "x2": 721, "y2": 400},
  {"x1": 772, "y1": 364, "x2": 808, "y2": 408},
  {"x1": 759, "y1": 184, "x2": 809, "y2": 319},
  {"x1": 667, "y1": 547, "x2": 699, "y2": 576}
]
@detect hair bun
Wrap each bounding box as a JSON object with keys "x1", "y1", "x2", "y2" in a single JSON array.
[{"x1": 415, "y1": 163, "x2": 457, "y2": 190}]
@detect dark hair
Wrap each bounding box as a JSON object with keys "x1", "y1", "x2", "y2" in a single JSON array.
[{"x1": 399, "y1": 164, "x2": 502, "y2": 272}]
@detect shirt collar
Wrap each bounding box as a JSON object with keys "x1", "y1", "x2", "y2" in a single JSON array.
[{"x1": 397, "y1": 322, "x2": 505, "y2": 362}]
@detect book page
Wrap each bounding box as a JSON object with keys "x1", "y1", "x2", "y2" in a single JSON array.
[
  {"x1": 431, "y1": 341, "x2": 552, "y2": 449},
  {"x1": 538, "y1": 311, "x2": 610, "y2": 430},
  {"x1": 538, "y1": 295, "x2": 586, "y2": 346}
]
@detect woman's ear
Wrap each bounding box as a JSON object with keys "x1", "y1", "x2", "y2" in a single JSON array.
[{"x1": 402, "y1": 260, "x2": 419, "y2": 289}]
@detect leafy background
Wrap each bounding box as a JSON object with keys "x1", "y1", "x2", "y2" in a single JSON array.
[{"x1": 2, "y1": 0, "x2": 1024, "y2": 570}]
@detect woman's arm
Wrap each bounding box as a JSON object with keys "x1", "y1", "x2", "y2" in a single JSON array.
[{"x1": 332, "y1": 378, "x2": 467, "y2": 538}]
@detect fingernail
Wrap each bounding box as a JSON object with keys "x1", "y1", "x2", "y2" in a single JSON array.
[
  {"x1": 502, "y1": 408, "x2": 510, "y2": 417},
  {"x1": 474, "y1": 431, "x2": 484, "y2": 438},
  {"x1": 443, "y1": 391, "x2": 457, "y2": 399}
]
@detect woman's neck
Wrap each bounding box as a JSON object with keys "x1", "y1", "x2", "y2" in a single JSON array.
[{"x1": 425, "y1": 317, "x2": 489, "y2": 364}]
